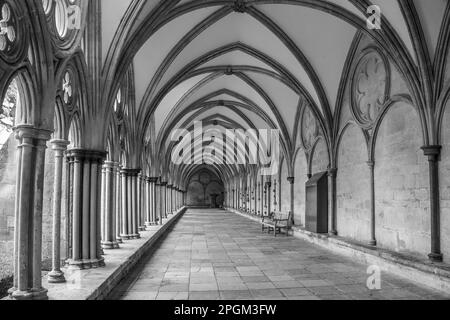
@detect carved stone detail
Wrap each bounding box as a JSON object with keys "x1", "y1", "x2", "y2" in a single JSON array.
[
  {"x1": 301, "y1": 105, "x2": 319, "y2": 151},
  {"x1": 352, "y1": 50, "x2": 389, "y2": 128}
]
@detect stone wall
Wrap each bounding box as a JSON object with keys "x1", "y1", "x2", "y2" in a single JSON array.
[
  {"x1": 0, "y1": 135, "x2": 17, "y2": 280},
  {"x1": 336, "y1": 124, "x2": 371, "y2": 242},
  {"x1": 280, "y1": 159, "x2": 290, "y2": 213},
  {"x1": 311, "y1": 138, "x2": 329, "y2": 175},
  {"x1": 374, "y1": 102, "x2": 430, "y2": 258},
  {"x1": 187, "y1": 170, "x2": 224, "y2": 207}
]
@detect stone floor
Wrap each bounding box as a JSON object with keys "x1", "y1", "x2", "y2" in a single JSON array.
[{"x1": 115, "y1": 209, "x2": 450, "y2": 300}]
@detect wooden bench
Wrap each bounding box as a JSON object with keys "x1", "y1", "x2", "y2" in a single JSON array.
[{"x1": 261, "y1": 211, "x2": 292, "y2": 237}]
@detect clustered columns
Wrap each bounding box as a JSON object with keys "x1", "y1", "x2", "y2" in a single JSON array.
[
  {"x1": 10, "y1": 126, "x2": 52, "y2": 300},
  {"x1": 48, "y1": 139, "x2": 70, "y2": 284},
  {"x1": 115, "y1": 164, "x2": 123, "y2": 244},
  {"x1": 147, "y1": 178, "x2": 158, "y2": 226},
  {"x1": 120, "y1": 169, "x2": 141, "y2": 240},
  {"x1": 160, "y1": 182, "x2": 168, "y2": 220},
  {"x1": 65, "y1": 149, "x2": 106, "y2": 270},
  {"x1": 100, "y1": 161, "x2": 120, "y2": 250},
  {"x1": 422, "y1": 146, "x2": 443, "y2": 262},
  {"x1": 138, "y1": 174, "x2": 145, "y2": 231},
  {"x1": 167, "y1": 184, "x2": 173, "y2": 215}
]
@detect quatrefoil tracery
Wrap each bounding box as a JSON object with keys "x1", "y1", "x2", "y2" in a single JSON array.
[
  {"x1": 0, "y1": 3, "x2": 16, "y2": 52},
  {"x1": 62, "y1": 72, "x2": 73, "y2": 104}
]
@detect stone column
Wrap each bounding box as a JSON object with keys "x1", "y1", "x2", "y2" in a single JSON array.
[
  {"x1": 138, "y1": 174, "x2": 146, "y2": 231},
  {"x1": 149, "y1": 178, "x2": 158, "y2": 225},
  {"x1": 367, "y1": 161, "x2": 377, "y2": 246},
  {"x1": 120, "y1": 169, "x2": 140, "y2": 240},
  {"x1": 115, "y1": 163, "x2": 122, "y2": 244},
  {"x1": 65, "y1": 149, "x2": 106, "y2": 270},
  {"x1": 101, "y1": 161, "x2": 119, "y2": 249},
  {"x1": 155, "y1": 181, "x2": 162, "y2": 224},
  {"x1": 9, "y1": 126, "x2": 52, "y2": 300},
  {"x1": 328, "y1": 168, "x2": 338, "y2": 235},
  {"x1": 144, "y1": 177, "x2": 151, "y2": 228},
  {"x1": 422, "y1": 146, "x2": 443, "y2": 262},
  {"x1": 48, "y1": 140, "x2": 70, "y2": 284},
  {"x1": 161, "y1": 182, "x2": 167, "y2": 218},
  {"x1": 287, "y1": 177, "x2": 295, "y2": 226},
  {"x1": 167, "y1": 185, "x2": 173, "y2": 214}
]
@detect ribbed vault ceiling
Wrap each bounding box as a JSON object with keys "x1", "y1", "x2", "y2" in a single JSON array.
[{"x1": 100, "y1": 0, "x2": 448, "y2": 183}]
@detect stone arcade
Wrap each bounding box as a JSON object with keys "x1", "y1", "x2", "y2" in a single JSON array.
[{"x1": 1, "y1": 0, "x2": 450, "y2": 300}]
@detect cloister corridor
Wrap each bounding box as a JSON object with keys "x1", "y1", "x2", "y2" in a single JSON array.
[{"x1": 110, "y1": 209, "x2": 450, "y2": 301}]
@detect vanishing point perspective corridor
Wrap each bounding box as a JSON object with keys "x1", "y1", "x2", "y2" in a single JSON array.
[
  {"x1": 3, "y1": 0, "x2": 450, "y2": 304},
  {"x1": 113, "y1": 209, "x2": 450, "y2": 301}
]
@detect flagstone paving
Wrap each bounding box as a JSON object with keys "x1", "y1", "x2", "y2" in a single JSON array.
[{"x1": 116, "y1": 209, "x2": 450, "y2": 300}]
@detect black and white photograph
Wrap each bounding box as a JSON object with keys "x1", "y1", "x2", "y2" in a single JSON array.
[{"x1": 1, "y1": 0, "x2": 450, "y2": 310}]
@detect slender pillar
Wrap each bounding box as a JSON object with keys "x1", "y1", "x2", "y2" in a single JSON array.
[
  {"x1": 161, "y1": 182, "x2": 167, "y2": 218},
  {"x1": 167, "y1": 185, "x2": 173, "y2": 215},
  {"x1": 328, "y1": 168, "x2": 338, "y2": 235},
  {"x1": 287, "y1": 177, "x2": 295, "y2": 226},
  {"x1": 155, "y1": 182, "x2": 162, "y2": 225},
  {"x1": 48, "y1": 140, "x2": 70, "y2": 283},
  {"x1": 65, "y1": 149, "x2": 106, "y2": 270},
  {"x1": 422, "y1": 146, "x2": 443, "y2": 262},
  {"x1": 149, "y1": 178, "x2": 158, "y2": 225},
  {"x1": 101, "y1": 161, "x2": 119, "y2": 249},
  {"x1": 120, "y1": 168, "x2": 129, "y2": 240},
  {"x1": 126, "y1": 169, "x2": 141, "y2": 239},
  {"x1": 115, "y1": 163, "x2": 123, "y2": 244},
  {"x1": 367, "y1": 161, "x2": 377, "y2": 246},
  {"x1": 144, "y1": 177, "x2": 151, "y2": 227}
]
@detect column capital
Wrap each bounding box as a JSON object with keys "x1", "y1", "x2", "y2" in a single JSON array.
[
  {"x1": 149, "y1": 177, "x2": 159, "y2": 183},
  {"x1": 287, "y1": 177, "x2": 295, "y2": 184},
  {"x1": 167, "y1": 184, "x2": 173, "y2": 189},
  {"x1": 66, "y1": 149, "x2": 107, "y2": 161},
  {"x1": 367, "y1": 161, "x2": 375, "y2": 168},
  {"x1": 103, "y1": 161, "x2": 116, "y2": 169},
  {"x1": 121, "y1": 168, "x2": 141, "y2": 176},
  {"x1": 14, "y1": 125, "x2": 53, "y2": 141},
  {"x1": 160, "y1": 182, "x2": 168, "y2": 186},
  {"x1": 422, "y1": 145, "x2": 442, "y2": 159},
  {"x1": 51, "y1": 139, "x2": 70, "y2": 151},
  {"x1": 327, "y1": 168, "x2": 337, "y2": 177}
]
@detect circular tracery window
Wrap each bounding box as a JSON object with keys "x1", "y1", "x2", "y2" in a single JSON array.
[{"x1": 351, "y1": 50, "x2": 389, "y2": 128}]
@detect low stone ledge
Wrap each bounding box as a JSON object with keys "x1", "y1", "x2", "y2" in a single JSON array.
[
  {"x1": 43, "y1": 207, "x2": 187, "y2": 300},
  {"x1": 231, "y1": 208, "x2": 450, "y2": 295}
]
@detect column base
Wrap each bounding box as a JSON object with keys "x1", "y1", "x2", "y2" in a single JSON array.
[
  {"x1": 10, "y1": 287, "x2": 48, "y2": 300},
  {"x1": 138, "y1": 226, "x2": 146, "y2": 231},
  {"x1": 47, "y1": 270, "x2": 66, "y2": 283},
  {"x1": 120, "y1": 233, "x2": 140, "y2": 240},
  {"x1": 116, "y1": 237, "x2": 123, "y2": 244},
  {"x1": 101, "y1": 241, "x2": 120, "y2": 250},
  {"x1": 368, "y1": 240, "x2": 377, "y2": 247},
  {"x1": 428, "y1": 253, "x2": 443, "y2": 263},
  {"x1": 329, "y1": 230, "x2": 338, "y2": 236},
  {"x1": 66, "y1": 257, "x2": 105, "y2": 270}
]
